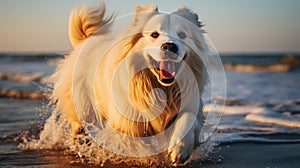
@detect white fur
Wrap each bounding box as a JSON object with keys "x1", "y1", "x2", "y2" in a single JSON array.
[{"x1": 51, "y1": 1, "x2": 209, "y2": 164}]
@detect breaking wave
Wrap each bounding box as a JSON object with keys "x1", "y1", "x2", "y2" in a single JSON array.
[
  {"x1": 0, "y1": 71, "x2": 50, "y2": 99},
  {"x1": 0, "y1": 72, "x2": 49, "y2": 84},
  {"x1": 222, "y1": 54, "x2": 300, "y2": 73}
]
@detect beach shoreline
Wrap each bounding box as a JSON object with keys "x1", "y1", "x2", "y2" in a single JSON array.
[{"x1": 2, "y1": 140, "x2": 299, "y2": 168}]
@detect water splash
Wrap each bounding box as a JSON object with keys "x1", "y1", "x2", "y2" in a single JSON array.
[{"x1": 18, "y1": 109, "x2": 216, "y2": 167}]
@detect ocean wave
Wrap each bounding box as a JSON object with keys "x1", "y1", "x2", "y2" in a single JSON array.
[
  {"x1": 205, "y1": 99, "x2": 300, "y2": 129},
  {"x1": 224, "y1": 63, "x2": 291, "y2": 72},
  {"x1": 223, "y1": 55, "x2": 300, "y2": 72},
  {"x1": 245, "y1": 113, "x2": 300, "y2": 129},
  {"x1": 0, "y1": 71, "x2": 49, "y2": 83},
  {"x1": 0, "y1": 89, "x2": 47, "y2": 99},
  {"x1": 245, "y1": 100, "x2": 300, "y2": 129},
  {"x1": 0, "y1": 53, "x2": 63, "y2": 62},
  {"x1": 0, "y1": 71, "x2": 50, "y2": 99},
  {"x1": 204, "y1": 105, "x2": 268, "y2": 115}
]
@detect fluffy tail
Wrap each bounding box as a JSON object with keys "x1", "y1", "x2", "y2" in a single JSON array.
[{"x1": 69, "y1": 0, "x2": 113, "y2": 47}]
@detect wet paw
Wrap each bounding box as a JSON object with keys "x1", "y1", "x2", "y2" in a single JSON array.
[{"x1": 168, "y1": 141, "x2": 192, "y2": 165}]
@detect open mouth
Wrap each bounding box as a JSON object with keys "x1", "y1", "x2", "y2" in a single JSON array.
[
  {"x1": 159, "y1": 61, "x2": 176, "y2": 85},
  {"x1": 150, "y1": 60, "x2": 178, "y2": 86},
  {"x1": 148, "y1": 52, "x2": 185, "y2": 86}
]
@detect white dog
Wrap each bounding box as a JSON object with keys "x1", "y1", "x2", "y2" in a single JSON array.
[{"x1": 51, "y1": 1, "x2": 209, "y2": 164}]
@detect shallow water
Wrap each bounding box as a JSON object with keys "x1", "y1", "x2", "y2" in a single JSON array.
[{"x1": 1, "y1": 53, "x2": 300, "y2": 167}]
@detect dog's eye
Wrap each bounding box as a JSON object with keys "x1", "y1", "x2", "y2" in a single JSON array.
[
  {"x1": 150, "y1": 32, "x2": 160, "y2": 38},
  {"x1": 178, "y1": 31, "x2": 186, "y2": 39}
]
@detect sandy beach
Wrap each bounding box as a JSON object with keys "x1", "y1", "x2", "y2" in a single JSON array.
[{"x1": 3, "y1": 141, "x2": 299, "y2": 167}]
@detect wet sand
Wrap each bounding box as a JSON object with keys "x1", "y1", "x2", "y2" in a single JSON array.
[
  {"x1": 204, "y1": 143, "x2": 300, "y2": 168},
  {"x1": 53, "y1": 142, "x2": 300, "y2": 167},
  {"x1": 1, "y1": 139, "x2": 300, "y2": 167}
]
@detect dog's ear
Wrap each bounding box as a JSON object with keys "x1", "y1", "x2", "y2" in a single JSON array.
[
  {"x1": 175, "y1": 6, "x2": 203, "y2": 28},
  {"x1": 178, "y1": 5, "x2": 185, "y2": 11},
  {"x1": 135, "y1": 5, "x2": 158, "y2": 13},
  {"x1": 131, "y1": 5, "x2": 158, "y2": 27}
]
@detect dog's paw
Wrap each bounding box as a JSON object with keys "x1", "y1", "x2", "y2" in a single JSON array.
[{"x1": 168, "y1": 140, "x2": 193, "y2": 165}]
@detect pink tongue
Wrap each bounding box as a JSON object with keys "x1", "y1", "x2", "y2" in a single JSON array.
[{"x1": 159, "y1": 61, "x2": 175, "y2": 79}]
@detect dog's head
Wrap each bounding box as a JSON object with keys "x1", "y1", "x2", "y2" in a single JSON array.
[
  {"x1": 115, "y1": 6, "x2": 207, "y2": 117},
  {"x1": 125, "y1": 5, "x2": 205, "y2": 87}
]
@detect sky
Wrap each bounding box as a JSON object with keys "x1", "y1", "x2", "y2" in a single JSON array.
[{"x1": 0, "y1": 0, "x2": 299, "y2": 53}]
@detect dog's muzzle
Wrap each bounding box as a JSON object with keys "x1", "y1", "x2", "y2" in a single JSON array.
[{"x1": 156, "y1": 42, "x2": 180, "y2": 86}]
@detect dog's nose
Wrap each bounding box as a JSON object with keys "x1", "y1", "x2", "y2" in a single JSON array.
[{"x1": 161, "y1": 42, "x2": 178, "y2": 54}]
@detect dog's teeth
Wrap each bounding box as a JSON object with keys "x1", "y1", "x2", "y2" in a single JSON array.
[{"x1": 159, "y1": 61, "x2": 175, "y2": 77}]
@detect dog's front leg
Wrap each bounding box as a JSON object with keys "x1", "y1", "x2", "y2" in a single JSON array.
[{"x1": 168, "y1": 112, "x2": 200, "y2": 164}]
